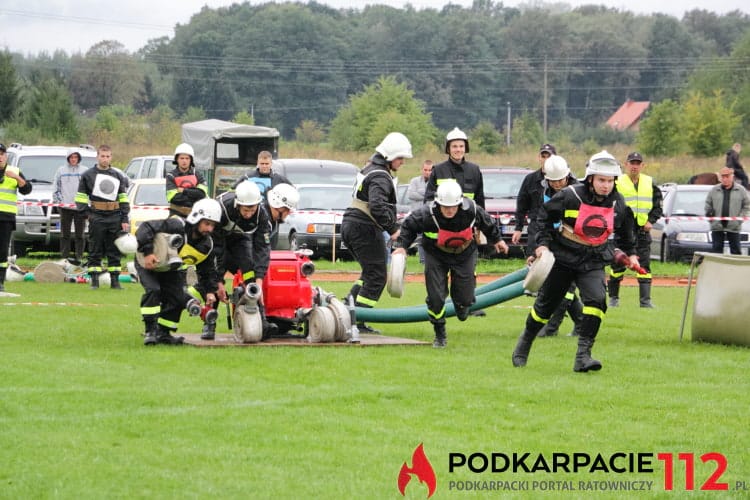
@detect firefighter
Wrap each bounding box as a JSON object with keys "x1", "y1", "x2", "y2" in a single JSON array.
[
  {"x1": 263, "y1": 183, "x2": 299, "y2": 249},
  {"x1": 512, "y1": 151, "x2": 638, "y2": 372},
  {"x1": 423, "y1": 127, "x2": 484, "y2": 208},
  {"x1": 607, "y1": 152, "x2": 663, "y2": 308},
  {"x1": 135, "y1": 198, "x2": 223, "y2": 346},
  {"x1": 341, "y1": 132, "x2": 412, "y2": 334},
  {"x1": 203, "y1": 180, "x2": 274, "y2": 340},
  {"x1": 165, "y1": 143, "x2": 208, "y2": 217},
  {"x1": 75, "y1": 145, "x2": 130, "y2": 290},
  {"x1": 393, "y1": 180, "x2": 508, "y2": 347},
  {"x1": 0, "y1": 143, "x2": 33, "y2": 292},
  {"x1": 534, "y1": 155, "x2": 584, "y2": 338}
]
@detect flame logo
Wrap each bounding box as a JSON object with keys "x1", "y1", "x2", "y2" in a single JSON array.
[{"x1": 398, "y1": 443, "x2": 437, "y2": 498}]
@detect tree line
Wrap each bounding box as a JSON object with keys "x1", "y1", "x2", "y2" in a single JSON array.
[{"x1": 1, "y1": 1, "x2": 749, "y2": 157}]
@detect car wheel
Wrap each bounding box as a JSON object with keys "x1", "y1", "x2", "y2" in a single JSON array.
[
  {"x1": 289, "y1": 231, "x2": 298, "y2": 251},
  {"x1": 661, "y1": 238, "x2": 673, "y2": 262}
]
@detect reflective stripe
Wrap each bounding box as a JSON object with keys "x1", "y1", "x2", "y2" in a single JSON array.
[
  {"x1": 357, "y1": 295, "x2": 378, "y2": 307},
  {"x1": 564, "y1": 209, "x2": 579, "y2": 218},
  {"x1": 427, "y1": 306, "x2": 446, "y2": 320},
  {"x1": 582, "y1": 306, "x2": 605, "y2": 319},
  {"x1": 565, "y1": 291, "x2": 574, "y2": 300},
  {"x1": 89, "y1": 266, "x2": 103, "y2": 273},
  {"x1": 140, "y1": 305, "x2": 160, "y2": 315},
  {"x1": 75, "y1": 193, "x2": 89, "y2": 203},
  {"x1": 158, "y1": 317, "x2": 179, "y2": 329},
  {"x1": 636, "y1": 272, "x2": 652, "y2": 279},
  {"x1": 423, "y1": 232, "x2": 437, "y2": 239},
  {"x1": 609, "y1": 268, "x2": 626, "y2": 278},
  {"x1": 106, "y1": 266, "x2": 120, "y2": 272},
  {"x1": 530, "y1": 308, "x2": 548, "y2": 324},
  {"x1": 166, "y1": 188, "x2": 179, "y2": 202},
  {"x1": 187, "y1": 286, "x2": 201, "y2": 301},
  {"x1": 617, "y1": 174, "x2": 653, "y2": 226}
]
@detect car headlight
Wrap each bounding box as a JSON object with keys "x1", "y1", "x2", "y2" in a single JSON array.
[
  {"x1": 306, "y1": 223, "x2": 334, "y2": 234},
  {"x1": 676, "y1": 232, "x2": 709, "y2": 243}
]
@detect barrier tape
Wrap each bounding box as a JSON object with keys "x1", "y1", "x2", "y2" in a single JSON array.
[
  {"x1": 17, "y1": 201, "x2": 169, "y2": 210},
  {"x1": 664, "y1": 216, "x2": 750, "y2": 221}
]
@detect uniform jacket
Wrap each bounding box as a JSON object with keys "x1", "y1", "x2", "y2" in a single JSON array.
[
  {"x1": 0, "y1": 166, "x2": 32, "y2": 222},
  {"x1": 343, "y1": 153, "x2": 399, "y2": 234},
  {"x1": 396, "y1": 199, "x2": 501, "y2": 262},
  {"x1": 214, "y1": 191, "x2": 272, "y2": 279},
  {"x1": 424, "y1": 158, "x2": 485, "y2": 208},
  {"x1": 136, "y1": 216, "x2": 219, "y2": 295},
  {"x1": 536, "y1": 182, "x2": 636, "y2": 271},
  {"x1": 165, "y1": 166, "x2": 207, "y2": 210},
  {"x1": 705, "y1": 183, "x2": 750, "y2": 233},
  {"x1": 233, "y1": 168, "x2": 292, "y2": 198},
  {"x1": 75, "y1": 165, "x2": 130, "y2": 223},
  {"x1": 514, "y1": 169, "x2": 545, "y2": 233}
]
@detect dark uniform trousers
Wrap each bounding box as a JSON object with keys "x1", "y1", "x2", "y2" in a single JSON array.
[
  {"x1": 341, "y1": 220, "x2": 387, "y2": 306},
  {"x1": 528, "y1": 263, "x2": 606, "y2": 338},
  {"x1": 424, "y1": 247, "x2": 477, "y2": 325},
  {"x1": 87, "y1": 212, "x2": 122, "y2": 275},
  {"x1": 136, "y1": 262, "x2": 193, "y2": 332}
]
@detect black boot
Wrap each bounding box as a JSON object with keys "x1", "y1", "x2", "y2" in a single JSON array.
[
  {"x1": 0, "y1": 267, "x2": 6, "y2": 292},
  {"x1": 259, "y1": 304, "x2": 278, "y2": 340},
  {"x1": 538, "y1": 299, "x2": 568, "y2": 337},
  {"x1": 110, "y1": 272, "x2": 122, "y2": 289},
  {"x1": 639, "y1": 281, "x2": 654, "y2": 308},
  {"x1": 156, "y1": 325, "x2": 185, "y2": 345},
  {"x1": 144, "y1": 329, "x2": 158, "y2": 345},
  {"x1": 512, "y1": 329, "x2": 537, "y2": 367},
  {"x1": 455, "y1": 304, "x2": 470, "y2": 322},
  {"x1": 432, "y1": 323, "x2": 447, "y2": 348},
  {"x1": 89, "y1": 273, "x2": 99, "y2": 290},
  {"x1": 607, "y1": 278, "x2": 620, "y2": 307},
  {"x1": 200, "y1": 309, "x2": 218, "y2": 340},
  {"x1": 573, "y1": 335, "x2": 602, "y2": 372}
]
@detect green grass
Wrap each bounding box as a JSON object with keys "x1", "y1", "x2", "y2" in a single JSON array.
[{"x1": 1, "y1": 267, "x2": 747, "y2": 499}]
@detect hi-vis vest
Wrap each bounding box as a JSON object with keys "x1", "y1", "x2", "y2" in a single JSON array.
[
  {"x1": 0, "y1": 166, "x2": 22, "y2": 215},
  {"x1": 617, "y1": 174, "x2": 653, "y2": 227}
]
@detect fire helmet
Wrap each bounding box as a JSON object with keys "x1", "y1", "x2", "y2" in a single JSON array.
[
  {"x1": 235, "y1": 181, "x2": 262, "y2": 206},
  {"x1": 114, "y1": 231, "x2": 138, "y2": 255},
  {"x1": 585, "y1": 150, "x2": 621, "y2": 178},
  {"x1": 445, "y1": 127, "x2": 470, "y2": 153},
  {"x1": 187, "y1": 198, "x2": 222, "y2": 225},
  {"x1": 267, "y1": 183, "x2": 299, "y2": 210},
  {"x1": 435, "y1": 180, "x2": 463, "y2": 207},
  {"x1": 375, "y1": 132, "x2": 413, "y2": 162},
  {"x1": 544, "y1": 155, "x2": 570, "y2": 181},
  {"x1": 173, "y1": 143, "x2": 195, "y2": 165}
]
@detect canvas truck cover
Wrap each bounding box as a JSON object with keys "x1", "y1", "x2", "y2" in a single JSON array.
[{"x1": 181, "y1": 119, "x2": 280, "y2": 195}]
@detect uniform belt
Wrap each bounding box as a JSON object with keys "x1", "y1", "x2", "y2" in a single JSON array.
[
  {"x1": 170, "y1": 204, "x2": 191, "y2": 216},
  {"x1": 436, "y1": 240, "x2": 472, "y2": 254},
  {"x1": 91, "y1": 201, "x2": 119, "y2": 211},
  {"x1": 559, "y1": 225, "x2": 594, "y2": 247}
]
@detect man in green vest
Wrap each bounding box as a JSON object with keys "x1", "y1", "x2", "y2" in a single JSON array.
[
  {"x1": 0, "y1": 143, "x2": 33, "y2": 292},
  {"x1": 608, "y1": 152, "x2": 663, "y2": 308}
]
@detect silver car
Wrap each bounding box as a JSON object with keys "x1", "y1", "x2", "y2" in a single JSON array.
[{"x1": 276, "y1": 184, "x2": 354, "y2": 259}]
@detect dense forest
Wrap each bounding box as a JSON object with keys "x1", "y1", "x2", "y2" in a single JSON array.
[{"x1": 2, "y1": 1, "x2": 749, "y2": 151}]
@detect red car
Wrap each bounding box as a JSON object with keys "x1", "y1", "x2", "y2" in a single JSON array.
[{"x1": 481, "y1": 167, "x2": 533, "y2": 257}]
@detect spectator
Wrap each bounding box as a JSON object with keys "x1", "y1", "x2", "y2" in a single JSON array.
[
  {"x1": 725, "y1": 143, "x2": 748, "y2": 189},
  {"x1": 233, "y1": 151, "x2": 292, "y2": 199},
  {"x1": 406, "y1": 159, "x2": 433, "y2": 263},
  {"x1": 53, "y1": 149, "x2": 87, "y2": 264},
  {"x1": 513, "y1": 143, "x2": 556, "y2": 257},
  {"x1": 705, "y1": 167, "x2": 750, "y2": 255}
]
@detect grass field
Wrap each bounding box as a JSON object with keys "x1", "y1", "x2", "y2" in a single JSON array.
[{"x1": 1, "y1": 263, "x2": 748, "y2": 499}]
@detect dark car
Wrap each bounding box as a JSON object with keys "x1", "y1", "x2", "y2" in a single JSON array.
[
  {"x1": 481, "y1": 167, "x2": 533, "y2": 257},
  {"x1": 650, "y1": 183, "x2": 750, "y2": 262}
]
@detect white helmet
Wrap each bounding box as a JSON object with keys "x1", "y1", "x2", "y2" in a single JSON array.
[
  {"x1": 544, "y1": 155, "x2": 570, "y2": 181},
  {"x1": 235, "y1": 181, "x2": 262, "y2": 206},
  {"x1": 445, "y1": 127, "x2": 470, "y2": 153},
  {"x1": 585, "y1": 150, "x2": 621, "y2": 178},
  {"x1": 114, "y1": 231, "x2": 138, "y2": 255},
  {"x1": 267, "y1": 183, "x2": 299, "y2": 210},
  {"x1": 435, "y1": 180, "x2": 463, "y2": 207},
  {"x1": 187, "y1": 198, "x2": 222, "y2": 224},
  {"x1": 173, "y1": 143, "x2": 195, "y2": 164},
  {"x1": 375, "y1": 132, "x2": 413, "y2": 161}
]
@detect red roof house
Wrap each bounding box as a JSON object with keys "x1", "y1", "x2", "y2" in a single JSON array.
[{"x1": 606, "y1": 99, "x2": 650, "y2": 131}]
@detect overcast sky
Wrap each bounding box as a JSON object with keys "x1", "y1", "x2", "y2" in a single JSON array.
[{"x1": 1, "y1": 0, "x2": 748, "y2": 55}]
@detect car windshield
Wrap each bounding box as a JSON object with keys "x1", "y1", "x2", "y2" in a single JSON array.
[
  {"x1": 283, "y1": 165, "x2": 357, "y2": 186},
  {"x1": 483, "y1": 172, "x2": 527, "y2": 199},
  {"x1": 298, "y1": 186, "x2": 352, "y2": 211},
  {"x1": 17, "y1": 155, "x2": 96, "y2": 182},
  {"x1": 134, "y1": 184, "x2": 168, "y2": 206},
  {"x1": 671, "y1": 190, "x2": 708, "y2": 216}
]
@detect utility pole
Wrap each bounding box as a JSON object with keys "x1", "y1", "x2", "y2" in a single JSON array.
[
  {"x1": 543, "y1": 57, "x2": 548, "y2": 140},
  {"x1": 506, "y1": 101, "x2": 511, "y2": 147}
]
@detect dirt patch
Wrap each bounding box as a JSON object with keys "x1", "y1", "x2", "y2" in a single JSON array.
[{"x1": 312, "y1": 271, "x2": 690, "y2": 287}]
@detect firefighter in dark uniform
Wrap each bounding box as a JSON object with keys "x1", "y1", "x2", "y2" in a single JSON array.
[
  {"x1": 165, "y1": 143, "x2": 207, "y2": 217},
  {"x1": 0, "y1": 143, "x2": 32, "y2": 292},
  {"x1": 512, "y1": 151, "x2": 638, "y2": 372},
  {"x1": 262, "y1": 183, "x2": 299, "y2": 249},
  {"x1": 75, "y1": 145, "x2": 130, "y2": 290},
  {"x1": 533, "y1": 155, "x2": 584, "y2": 338},
  {"x1": 424, "y1": 127, "x2": 485, "y2": 208},
  {"x1": 341, "y1": 132, "x2": 412, "y2": 334},
  {"x1": 202, "y1": 180, "x2": 274, "y2": 340},
  {"x1": 232, "y1": 150, "x2": 292, "y2": 200},
  {"x1": 607, "y1": 152, "x2": 663, "y2": 308},
  {"x1": 513, "y1": 143, "x2": 556, "y2": 257},
  {"x1": 136, "y1": 198, "x2": 222, "y2": 345},
  {"x1": 393, "y1": 180, "x2": 508, "y2": 347}
]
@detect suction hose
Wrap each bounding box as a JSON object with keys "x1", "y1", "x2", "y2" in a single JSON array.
[{"x1": 355, "y1": 267, "x2": 528, "y2": 323}]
